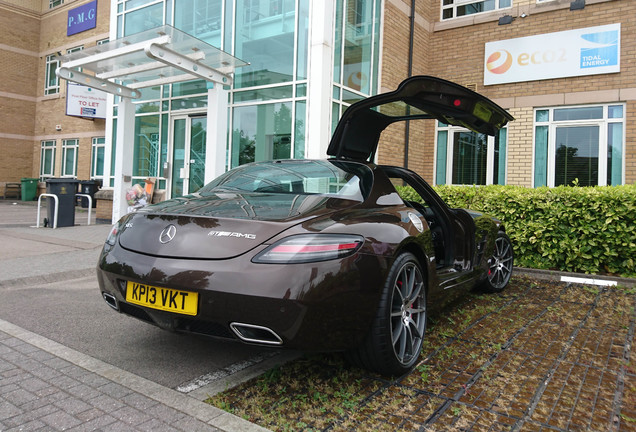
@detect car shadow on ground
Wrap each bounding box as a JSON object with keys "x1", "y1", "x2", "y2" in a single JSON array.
[{"x1": 207, "y1": 276, "x2": 636, "y2": 431}]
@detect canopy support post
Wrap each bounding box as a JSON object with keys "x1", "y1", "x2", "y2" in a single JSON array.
[
  {"x1": 205, "y1": 83, "x2": 229, "y2": 182},
  {"x1": 112, "y1": 97, "x2": 135, "y2": 222}
]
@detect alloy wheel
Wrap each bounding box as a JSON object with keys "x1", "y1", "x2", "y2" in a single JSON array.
[
  {"x1": 488, "y1": 234, "x2": 514, "y2": 290},
  {"x1": 390, "y1": 262, "x2": 426, "y2": 366}
]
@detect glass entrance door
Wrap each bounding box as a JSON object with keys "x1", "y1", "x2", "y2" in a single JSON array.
[{"x1": 171, "y1": 115, "x2": 207, "y2": 197}]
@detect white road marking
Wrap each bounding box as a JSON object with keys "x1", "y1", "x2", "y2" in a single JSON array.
[
  {"x1": 560, "y1": 275, "x2": 618, "y2": 287},
  {"x1": 175, "y1": 352, "x2": 279, "y2": 393}
]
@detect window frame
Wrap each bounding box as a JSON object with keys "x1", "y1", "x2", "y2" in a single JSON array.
[
  {"x1": 61, "y1": 139, "x2": 79, "y2": 178},
  {"x1": 441, "y1": 0, "x2": 512, "y2": 20},
  {"x1": 435, "y1": 123, "x2": 508, "y2": 186},
  {"x1": 66, "y1": 46, "x2": 84, "y2": 72},
  {"x1": 533, "y1": 104, "x2": 625, "y2": 187},
  {"x1": 45, "y1": 54, "x2": 60, "y2": 96},
  {"x1": 91, "y1": 137, "x2": 106, "y2": 180},
  {"x1": 49, "y1": 0, "x2": 64, "y2": 9},
  {"x1": 40, "y1": 140, "x2": 57, "y2": 180}
]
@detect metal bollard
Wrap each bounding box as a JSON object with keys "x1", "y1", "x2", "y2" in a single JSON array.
[
  {"x1": 75, "y1": 194, "x2": 92, "y2": 226},
  {"x1": 36, "y1": 194, "x2": 59, "y2": 229}
]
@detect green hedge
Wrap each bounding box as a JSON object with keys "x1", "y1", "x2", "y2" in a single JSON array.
[{"x1": 396, "y1": 184, "x2": 636, "y2": 277}]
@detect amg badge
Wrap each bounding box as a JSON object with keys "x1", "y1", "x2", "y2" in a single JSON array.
[{"x1": 208, "y1": 231, "x2": 256, "y2": 240}]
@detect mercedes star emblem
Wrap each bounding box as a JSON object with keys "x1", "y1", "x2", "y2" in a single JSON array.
[{"x1": 159, "y1": 224, "x2": 177, "y2": 244}]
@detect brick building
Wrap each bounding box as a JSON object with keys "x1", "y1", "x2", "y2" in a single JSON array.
[
  {"x1": 0, "y1": 0, "x2": 633, "y2": 212},
  {"x1": 379, "y1": 0, "x2": 633, "y2": 189},
  {"x1": 0, "y1": 0, "x2": 110, "y2": 197}
]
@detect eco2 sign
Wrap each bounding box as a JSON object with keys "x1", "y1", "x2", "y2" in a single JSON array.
[
  {"x1": 67, "y1": 0, "x2": 97, "y2": 36},
  {"x1": 484, "y1": 23, "x2": 620, "y2": 86}
]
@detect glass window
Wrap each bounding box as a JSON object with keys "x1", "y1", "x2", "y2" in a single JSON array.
[
  {"x1": 136, "y1": 85, "x2": 162, "y2": 102},
  {"x1": 441, "y1": 0, "x2": 511, "y2": 20},
  {"x1": 451, "y1": 131, "x2": 488, "y2": 185},
  {"x1": 342, "y1": 89, "x2": 365, "y2": 105},
  {"x1": 170, "y1": 96, "x2": 207, "y2": 110},
  {"x1": 231, "y1": 102, "x2": 293, "y2": 167},
  {"x1": 126, "y1": 0, "x2": 152, "y2": 9},
  {"x1": 40, "y1": 141, "x2": 56, "y2": 180},
  {"x1": 296, "y1": 0, "x2": 309, "y2": 80},
  {"x1": 62, "y1": 139, "x2": 79, "y2": 178},
  {"x1": 45, "y1": 55, "x2": 59, "y2": 95},
  {"x1": 233, "y1": 85, "x2": 293, "y2": 103},
  {"x1": 296, "y1": 83, "x2": 307, "y2": 98},
  {"x1": 334, "y1": 0, "x2": 381, "y2": 94},
  {"x1": 172, "y1": 80, "x2": 207, "y2": 97},
  {"x1": 436, "y1": 124, "x2": 507, "y2": 185},
  {"x1": 234, "y1": 0, "x2": 297, "y2": 88},
  {"x1": 133, "y1": 115, "x2": 160, "y2": 178},
  {"x1": 536, "y1": 110, "x2": 549, "y2": 122},
  {"x1": 174, "y1": 0, "x2": 222, "y2": 46},
  {"x1": 607, "y1": 123, "x2": 623, "y2": 186},
  {"x1": 436, "y1": 130, "x2": 448, "y2": 185},
  {"x1": 553, "y1": 106, "x2": 603, "y2": 121},
  {"x1": 608, "y1": 105, "x2": 623, "y2": 119},
  {"x1": 534, "y1": 104, "x2": 624, "y2": 187},
  {"x1": 91, "y1": 137, "x2": 106, "y2": 179},
  {"x1": 554, "y1": 126, "x2": 599, "y2": 187},
  {"x1": 136, "y1": 101, "x2": 160, "y2": 113},
  {"x1": 123, "y1": 3, "x2": 164, "y2": 36},
  {"x1": 66, "y1": 46, "x2": 84, "y2": 72},
  {"x1": 110, "y1": 118, "x2": 117, "y2": 187},
  {"x1": 49, "y1": 0, "x2": 63, "y2": 8},
  {"x1": 534, "y1": 125, "x2": 548, "y2": 187},
  {"x1": 294, "y1": 101, "x2": 306, "y2": 159},
  {"x1": 333, "y1": 0, "x2": 344, "y2": 85},
  {"x1": 494, "y1": 128, "x2": 507, "y2": 185},
  {"x1": 160, "y1": 114, "x2": 169, "y2": 178}
]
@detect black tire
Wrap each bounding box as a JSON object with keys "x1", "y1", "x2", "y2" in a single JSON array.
[
  {"x1": 483, "y1": 231, "x2": 514, "y2": 292},
  {"x1": 347, "y1": 252, "x2": 426, "y2": 376}
]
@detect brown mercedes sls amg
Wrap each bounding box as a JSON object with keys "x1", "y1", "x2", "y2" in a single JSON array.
[{"x1": 97, "y1": 76, "x2": 515, "y2": 376}]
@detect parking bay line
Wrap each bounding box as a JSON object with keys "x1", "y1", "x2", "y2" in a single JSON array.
[
  {"x1": 177, "y1": 350, "x2": 301, "y2": 400},
  {"x1": 560, "y1": 275, "x2": 618, "y2": 287}
]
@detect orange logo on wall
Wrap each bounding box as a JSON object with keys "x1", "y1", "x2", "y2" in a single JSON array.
[{"x1": 486, "y1": 50, "x2": 513, "y2": 74}]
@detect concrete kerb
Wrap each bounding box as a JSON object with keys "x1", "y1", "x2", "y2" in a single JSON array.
[{"x1": 0, "y1": 318, "x2": 271, "y2": 432}]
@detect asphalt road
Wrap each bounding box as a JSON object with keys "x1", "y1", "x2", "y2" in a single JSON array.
[
  {"x1": 0, "y1": 201, "x2": 291, "y2": 398},
  {"x1": 0, "y1": 272, "x2": 280, "y2": 393}
]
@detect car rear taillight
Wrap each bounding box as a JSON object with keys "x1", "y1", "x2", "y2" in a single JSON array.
[
  {"x1": 105, "y1": 223, "x2": 120, "y2": 246},
  {"x1": 252, "y1": 234, "x2": 364, "y2": 264},
  {"x1": 105, "y1": 215, "x2": 129, "y2": 247}
]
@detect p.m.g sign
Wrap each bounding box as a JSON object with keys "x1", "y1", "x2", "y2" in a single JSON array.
[{"x1": 67, "y1": 0, "x2": 97, "y2": 36}]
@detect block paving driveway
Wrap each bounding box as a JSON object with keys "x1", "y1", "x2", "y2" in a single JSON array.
[{"x1": 210, "y1": 276, "x2": 636, "y2": 431}]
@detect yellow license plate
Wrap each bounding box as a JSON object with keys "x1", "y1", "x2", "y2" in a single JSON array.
[{"x1": 126, "y1": 282, "x2": 198, "y2": 316}]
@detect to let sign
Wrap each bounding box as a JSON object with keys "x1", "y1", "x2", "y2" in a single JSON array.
[
  {"x1": 66, "y1": 83, "x2": 107, "y2": 119},
  {"x1": 67, "y1": 0, "x2": 97, "y2": 36}
]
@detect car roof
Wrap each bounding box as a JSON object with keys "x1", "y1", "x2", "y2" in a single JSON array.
[{"x1": 327, "y1": 75, "x2": 515, "y2": 162}]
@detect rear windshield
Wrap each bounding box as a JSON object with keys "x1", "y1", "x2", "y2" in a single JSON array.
[{"x1": 199, "y1": 160, "x2": 373, "y2": 202}]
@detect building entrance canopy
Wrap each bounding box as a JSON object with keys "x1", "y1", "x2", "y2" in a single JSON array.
[
  {"x1": 55, "y1": 25, "x2": 248, "y2": 223},
  {"x1": 57, "y1": 25, "x2": 247, "y2": 98}
]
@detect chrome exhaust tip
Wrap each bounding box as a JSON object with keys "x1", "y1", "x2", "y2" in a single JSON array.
[
  {"x1": 230, "y1": 323, "x2": 283, "y2": 345},
  {"x1": 102, "y1": 292, "x2": 119, "y2": 311}
]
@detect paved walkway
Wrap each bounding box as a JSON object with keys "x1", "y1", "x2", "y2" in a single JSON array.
[{"x1": 0, "y1": 200, "x2": 268, "y2": 432}]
